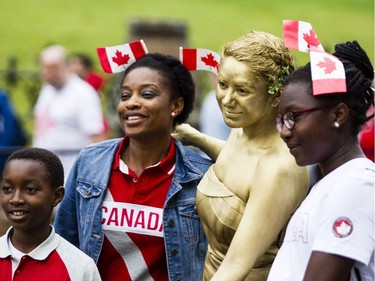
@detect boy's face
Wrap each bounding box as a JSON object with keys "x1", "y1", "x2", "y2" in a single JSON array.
[{"x1": 0, "y1": 159, "x2": 63, "y2": 232}]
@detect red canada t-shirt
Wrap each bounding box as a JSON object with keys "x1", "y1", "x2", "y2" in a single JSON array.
[{"x1": 97, "y1": 137, "x2": 176, "y2": 281}]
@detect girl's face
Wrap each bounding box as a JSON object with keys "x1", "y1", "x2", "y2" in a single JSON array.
[
  {"x1": 117, "y1": 67, "x2": 182, "y2": 140},
  {"x1": 216, "y1": 56, "x2": 275, "y2": 129},
  {"x1": 278, "y1": 82, "x2": 336, "y2": 166}
]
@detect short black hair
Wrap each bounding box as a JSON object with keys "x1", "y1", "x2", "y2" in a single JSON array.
[
  {"x1": 122, "y1": 53, "x2": 195, "y2": 127},
  {"x1": 4, "y1": 147, "x2": 64, "y2": 189},
  {"x1": 284, "y1": 40, "x2": 374, "y2": 135}
]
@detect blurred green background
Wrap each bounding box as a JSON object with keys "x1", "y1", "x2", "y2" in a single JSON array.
[
  {"x1": 1, "y1": 0, "x2": 373, "y2": 67},
  {"x1": 0, "y1": 0, "x2": 373, "y2": 138}
]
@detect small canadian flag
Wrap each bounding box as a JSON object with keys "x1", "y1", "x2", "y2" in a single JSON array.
[
  {"x1": 96, "y1": 40, "x2": 148, "y2": 73},
  {"x1": 283, "y1": 20, "x2": 324, "y2": 53},
  {"x1": 310, "y1": 46, "x2": 346, "y2": 95},
  {"x1": 179, "y1": 47, "x2": 220, "y2": 75}
]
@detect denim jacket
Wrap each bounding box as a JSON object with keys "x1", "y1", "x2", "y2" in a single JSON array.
[{"x1": 54, "y1": 138, "x2": 212, "y2": 281}]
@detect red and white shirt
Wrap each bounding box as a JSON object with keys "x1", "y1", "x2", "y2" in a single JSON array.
[
  {"x1": 0, "y1": 226, "x2": 101, "y2": 281},
  {"x1": 97, "y1": 137, "x2": 176, "y2": 281}
]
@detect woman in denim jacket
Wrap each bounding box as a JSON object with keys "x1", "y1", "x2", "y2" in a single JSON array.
[{"x1": 54, "y1": 53, "x2": 212, "y2": 281}]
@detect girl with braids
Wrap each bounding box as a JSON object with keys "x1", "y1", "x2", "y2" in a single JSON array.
[
  {"x1": 268, "y1": 41, "x2": 374, "y2": 281},
  {"x1": 54, "y1": 53, "x2": 212, "y2": 281},
  {"x1": 174, "y1": 31, "x2": 309, "y2": 280}
]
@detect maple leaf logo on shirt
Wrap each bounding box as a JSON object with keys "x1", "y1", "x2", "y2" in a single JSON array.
[
  {"x1": 303, "y1": 29, "x2": 320, "y2": 48},
  {"x1": 112, "y1": 50, "x2": 130, "y2": 66},
  {"x1": 336, "y1": 221, "x2": 351, "y2": 236},
  {"x1": 333, "y1": 217, "x2": 353, "y2": 238},
  {"x1": 316, "y1": 57, "x2": 337, "y2": 74},
  {"x1": 201, "y1": 53, "x2": 219, "y2": 70}
]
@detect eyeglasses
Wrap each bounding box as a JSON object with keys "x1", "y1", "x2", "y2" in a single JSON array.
[{"x1": 276, "y1": 106, "x2": 329, "y2": 132}]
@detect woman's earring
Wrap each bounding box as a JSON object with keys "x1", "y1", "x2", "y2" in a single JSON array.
[
  {"x1": 171, "y1": 112, "x2": 176, "y2": 117},
  {"x1": 333, "y1": 121, "x2": 340, "y2": 128}
]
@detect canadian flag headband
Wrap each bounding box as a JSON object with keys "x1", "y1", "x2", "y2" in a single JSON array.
[
  {"x1": 96, "y1": 39, "x2": 220, "y2": 76},
  {"x1": 96, "y1": 40, "x2": 149, "y2": 74},
  {"x1": 283, "y1": 19, "x2": 347, "y2": 96},
  {"x1": 179, "y1": 47, "x2": 220, "y2": 75}
]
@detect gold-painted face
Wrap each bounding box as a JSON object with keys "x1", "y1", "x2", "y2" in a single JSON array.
[{"x1": 216, "y1": 57, "x2": 272, "y2": 129}]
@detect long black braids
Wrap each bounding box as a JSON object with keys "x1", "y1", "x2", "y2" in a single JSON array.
[
  {"x1": 284, "y1": 40, "x2": 374, "y2": 135},
  {"x1": 333, "y1": 40, "x2": 374, "y2": 133}
]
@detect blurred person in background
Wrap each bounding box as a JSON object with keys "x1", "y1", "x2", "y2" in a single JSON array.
[
  {"x1": 359, "y1": 106, "x2": 374, "y2": 162},
  {"x1": 33, "y1": 45, "x2": 104, "y2": 181},
  {"x1": 0, "y1": 89, "x2": 27, "y2": 177},
  {"x1": 69, "y1": 53, "x2": 111, "y2": 140},
  {"x1": 68, "y1": 52, "x2": 107, "y2": 92}
]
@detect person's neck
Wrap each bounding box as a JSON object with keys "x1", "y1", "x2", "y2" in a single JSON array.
[
  {"x1": 320, "y1": 142, "x2": 365, "y2": 176},
  {"x1": 241, "y1": 121, "x2": 280, "y2": 147},
  {"x1": 122, "y1": 135, "x2": 172, "y2": 177},
  {"x1": 11, "y1": 225, "x2": 52, "y2": 254}
]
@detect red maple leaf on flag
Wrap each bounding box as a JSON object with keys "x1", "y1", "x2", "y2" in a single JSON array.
[
  {"x1": 316, "y1": 57, "x2": 337, "y2": 74},
  {"x1": 201, "y1": 53, "x2": 219, "y2": 69},
  {"x1": 303, "y1": 29, "x2": 320, "y2": 47},
  {"x1": 112, "y1": 50, "x2": 130, "y2": 66}
]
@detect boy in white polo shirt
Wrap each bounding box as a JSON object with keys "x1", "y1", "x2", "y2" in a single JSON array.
[{"x1": 0, "y1": 147, "x2": 101, "y2": 281}]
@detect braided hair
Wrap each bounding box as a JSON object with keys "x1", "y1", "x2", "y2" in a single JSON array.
[{"x1": 284, "y1": 40, "x2": 374, "y2": 135}]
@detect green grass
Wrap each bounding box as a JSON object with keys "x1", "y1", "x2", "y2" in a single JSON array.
[
  {"x1": 0, "y1": 0, "x2": 373, "y2": 138},
  {"x1": 0, "y1": 0, "x2": 373, "y2": 69}
]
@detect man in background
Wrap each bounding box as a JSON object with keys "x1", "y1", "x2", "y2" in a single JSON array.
[{"x1": 33, "y1": 44, "x2": 104, "y2": 181}]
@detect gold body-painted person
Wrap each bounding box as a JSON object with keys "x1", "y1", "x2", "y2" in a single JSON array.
[{"x1": 174, "y1": 31, "x2": 309, "y2": 280}]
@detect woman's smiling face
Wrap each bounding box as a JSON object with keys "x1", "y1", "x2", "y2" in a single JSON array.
[{"x1": 117, "y1": 67, "x2": 178, "y2": 140}]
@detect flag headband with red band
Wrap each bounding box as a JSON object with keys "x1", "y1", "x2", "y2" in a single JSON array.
[
  {"x1": 96, "y1": 39, "x2": 220, "y2": 75},
  {"x1": 179, "y1": 47, "x2": 220, "y2": 75},
  {"x1": 282, "y1": 19, "x2": 347, "y2": 96},
  {"x1": 96, "y1": 39, "x2": 149, "y2": 74}
]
